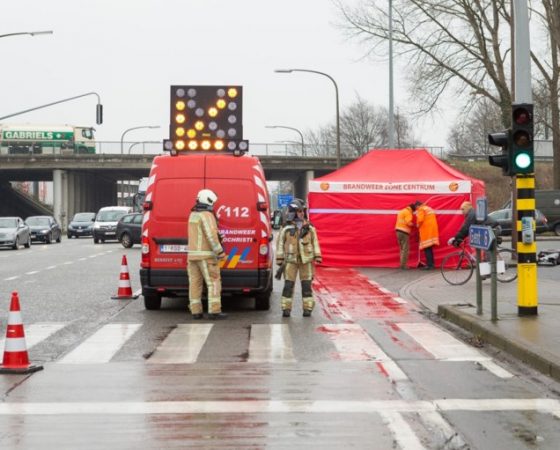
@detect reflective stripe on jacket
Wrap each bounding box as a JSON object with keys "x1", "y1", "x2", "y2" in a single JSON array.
[
  {"x1": 417, "y1": 204, "x2": 440, "y2": 249},
  {"x1": 276, "y1": 222, "x2": 321, "y2": 264},
  {"x1": 187, "y1": 210, "x2": 223, "y2": 260},
  {"x1": 395, "y1": 207, "x2": 414, "y2": 234}
]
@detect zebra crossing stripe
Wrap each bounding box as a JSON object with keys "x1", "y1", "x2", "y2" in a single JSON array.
[
  {"x1": 0, "y1": 323, "x2": 65, "y2": 351},
  {"x1": 398, "y1": 322, "x2": 513, "y2": 378},
  {"x1": 248, "y1": 324, "x2": 296, "y2": 363},
  {"x1": 318, "y1": 323, "x2": 408, "y2": 381},
  {"x1": 380, "y1": 411, "x2": 427, "y2": 450},
  {"x1": 148, "y1": 324, "x2": 213, "y2": 364},
  {"x1": 0, "y1": 398, "x2": 557, "y2": 415},
  {"x1": 59, "y1": 323, "x2": 141, "y2": 364}
]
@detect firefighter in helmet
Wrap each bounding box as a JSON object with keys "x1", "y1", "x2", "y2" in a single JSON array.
[
  {"x1": 187, "y1": 189, "x2": 227, "y2": 320},
  {"x1": 275, "y1": 198, "x2": 322, "y2": 317}
]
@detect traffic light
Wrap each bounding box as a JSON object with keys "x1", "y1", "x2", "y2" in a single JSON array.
[
  {"x1": 488, "y1": 129, "x2": 512, "y2": 176},
  {"x1": 510, "y1": 103, "x2": 534, "y2": 174},
  {"x1": 163, "y1": 85, "x2": 248, "y2": 155}
]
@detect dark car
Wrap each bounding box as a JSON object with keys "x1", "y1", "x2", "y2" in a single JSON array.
[
  {"x1": 25, "y1": 215, "x2": 62, "y2": 244},
  {"x1": 67, "y1": 212, "x2": 96, "y2": 238},
  {"x1": 116, "y1": 212, "x2": 143, "y2": 248},
  {"x1": 487, "y1": 208, "x2": 549, "y2": 236},
  {"x1": 0, "y1": 216, "x2": 31, "y2": 250}
]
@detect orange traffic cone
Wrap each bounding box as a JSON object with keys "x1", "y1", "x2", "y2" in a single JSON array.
[
  {"x1": 0, "y1": 291, "x2": 43, "y2": 374},
  {"x1": 111, "y1": 255, "x2": 139, "y2": 300}
]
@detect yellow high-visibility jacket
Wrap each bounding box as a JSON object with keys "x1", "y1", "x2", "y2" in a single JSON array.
[{"x1": 187, "y1": 210, "x2": 224, "y2": 261}]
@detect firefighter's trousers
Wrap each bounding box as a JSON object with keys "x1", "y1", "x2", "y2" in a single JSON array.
[
  {"x1": 187, "y1": 259, "x2": 222, "y2": 314},
  {"x1": 280, "y1": 261, "x2": 314, "y2": 312}
]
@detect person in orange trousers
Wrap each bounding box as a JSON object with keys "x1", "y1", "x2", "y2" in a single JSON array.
[{"x1": 415, "y1": 201, "x2": 440, "y2": 269}]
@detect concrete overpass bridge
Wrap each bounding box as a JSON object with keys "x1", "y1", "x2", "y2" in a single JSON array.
[{"x1": 0, "y1": 153, "x2": 347, "y2": 228}]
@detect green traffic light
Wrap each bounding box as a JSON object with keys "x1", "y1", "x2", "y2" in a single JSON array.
[{"x1": 515, "y1": 152, "x2": 532, "y2": 170}]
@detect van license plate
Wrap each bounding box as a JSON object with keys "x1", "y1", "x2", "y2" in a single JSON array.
[{"x1": 160, "y1": 244, "x2": 188, "y2": 253}]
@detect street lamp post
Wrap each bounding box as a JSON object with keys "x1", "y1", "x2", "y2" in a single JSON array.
[
  {"x1": 0, "y1": 30, "x2": 53, "y2": 40},
  {"x1": 0, "y1": 92, "x2": 103, "y2": 125},
  {"x1": 388, "y1": 0, "x2": 395, "y2": 149},
  {"x1": 275, "y1": 68, "x2": 340, "y2": 168},
  {"x1": 265, "y1": 125, "x2": 304, "y2": 156},
  {"x1": 120, "y1": 126, "x2": 160, "y2": 154}
]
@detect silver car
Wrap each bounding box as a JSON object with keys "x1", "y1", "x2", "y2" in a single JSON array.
[{"x1": 0, "y1": 217, "x2": 31, "y2": 250}]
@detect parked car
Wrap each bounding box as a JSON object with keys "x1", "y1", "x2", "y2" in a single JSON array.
[
  {"x1": 116, "y1": 212, "x2": 143, "y2": 248},
  {"x1": 487, "y1": 208, "x2": 549, "y2": 236},
  {"x1": 25, "y1": 216, "x2": 62, "y2": 244},
  {"x1": 67, "y1": 212, "x2": 96, "y2": 238},
  {"x1": 93, "y1": 206, "x2": 133, "y2": 243},
  {"x1": 0, "y1": 217, "x2": 31, "y2": 250}
]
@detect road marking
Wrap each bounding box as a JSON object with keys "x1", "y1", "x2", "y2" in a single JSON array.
[
  {"x1": 148, "y1": 324, "x2": 213, "y2": 364},
  {"x1": 248, "y1": 324, "x2": 296, "y2": 363},
  {"x1": 0, "y1": 398, "x2": 557, "y2": 415},
  {"x1": 318, "y1": 323, "x2": 408, "y2": 381},
  {"x1": 4, "y1": 276, "x2": 19, "y2": 281},
  {"x1": 58, "y1": 323, "x2": 141, "y2": 364},
  {"x1": 380, "y1": 411, "x2": 427, "y2": 450},
  {"x1": 63, "y1": 261, "x2": 72, "y2": 265},
  {"x1": 25, "y1": 271, "x2": 39, "y2": 275},
  {"x1": 398, "y1": 322, "x2": 513, "y2": 378},
  {"x1": 0, "y1": 323, "x2": 65, "y2": 350},
  {"x1": 46, "y1": 266, "x2": 57, "y2": 270}
]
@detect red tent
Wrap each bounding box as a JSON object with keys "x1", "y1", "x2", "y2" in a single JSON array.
[{"x1": 308, "y1": 149, "x2": 485, "y2": 267}]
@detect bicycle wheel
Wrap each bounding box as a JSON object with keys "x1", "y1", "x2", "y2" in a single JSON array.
[
  {"x1": 497, "y1": 248, "x2": 517, "y2": 283},
  {"x1": 441, "y1": 251, "x2": 475, "y2": 285}
]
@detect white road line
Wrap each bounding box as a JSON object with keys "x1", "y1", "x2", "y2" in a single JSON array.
[
  {"x1": 319, "y1": 323, "x2": 408, "y2": 381},
  {"x1": 0, "y1": 323, "x2": 65, "y2": 350},
  {"x1": 148, "y1": 324, "x2": 213, "y2": 364},
  {"x1": 46, "y1": 266, "x2": 57, "y2": 270},
  {"x1": 0, "y1": 398, "x2": 557, "y2": 415},
  {"x1": 25, "y1": 271, "x2": 39, "y2": 275},
  {"x1": 379, "y1": 411, "x2": 427, "y2": 450},
  {"x1": 4, "y1": 276, "x2": 19, "y2": 281},
  {"x1": 399, "y1": 322, "x2": 513, "y2": 378},
  {"x1": 248, "y1": 324, "x2": 296, "y2": 363},
  {"x1": 63, "y1": 261, "x2": 72, "y2": 265},
  {"x1": 58, "y1": 323, "x2": 141, "y2": 364},
  {"x1": 78, "y1": 258, "x2": 88, "y2": 261}
]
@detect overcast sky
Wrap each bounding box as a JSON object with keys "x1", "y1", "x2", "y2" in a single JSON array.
[{"x1": 1, "y1": 0, "x2": 453, "y2": 150}]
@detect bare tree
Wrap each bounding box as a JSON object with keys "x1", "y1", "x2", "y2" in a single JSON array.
[
  {"x1": 336, "y1": 0, "x2": 560, "y2": 187},
  {"x1": 306, "y1": 95, "x2": 415, "y2": 158},
  {"x1": 447, "y1": 98, "x2": 503, "y2": 155}
]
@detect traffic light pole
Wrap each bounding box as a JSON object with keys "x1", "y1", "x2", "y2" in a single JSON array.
[{"x1": 513, "y1": 0, "x2": 537, "y2": 316}]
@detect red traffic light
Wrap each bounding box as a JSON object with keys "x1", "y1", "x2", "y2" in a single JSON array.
[{"x1": 513, "y1": 107, "x2": 531, "y2": 125}]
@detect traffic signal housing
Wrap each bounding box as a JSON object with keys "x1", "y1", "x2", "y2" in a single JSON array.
[
  {"x1": 511, "y1": 103, "x2": 534, "y2": 174},
  {"x1": 488, "y1": 129, "x2": 512, "y2": 176}
]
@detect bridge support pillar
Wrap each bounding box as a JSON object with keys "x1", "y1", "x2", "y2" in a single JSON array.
[
  {"x1": 53, "y1": 170, "x2": 68, "y2": 231},
  {"x1": 294, "y1": 170, "x2": 315, "y2": 202}
]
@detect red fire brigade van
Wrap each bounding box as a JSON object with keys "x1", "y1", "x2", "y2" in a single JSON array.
[{"x1": 140, "y1": 153, "x2": 273, "y2": 311}]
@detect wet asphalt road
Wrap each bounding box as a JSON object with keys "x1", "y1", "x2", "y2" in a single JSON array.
[{"x1": 1, "y1": 238, "x2": 560, "y2": 449}]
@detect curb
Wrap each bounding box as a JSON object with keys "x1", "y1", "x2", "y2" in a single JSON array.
[{"x1": 438, "y1": 304, "x2": 560, "y2": 382}]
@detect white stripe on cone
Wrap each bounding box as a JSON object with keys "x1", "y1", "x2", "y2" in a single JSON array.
[{"x1": 4, "y1": 338, "x2": 27, "y2": 352}]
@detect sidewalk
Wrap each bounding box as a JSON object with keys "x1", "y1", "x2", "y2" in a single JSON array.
[{"x1": 403, "y1": 269, "x2": 560, "y2": 382}]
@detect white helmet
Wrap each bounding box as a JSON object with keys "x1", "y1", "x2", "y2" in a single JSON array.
[{"x1": 197, "y1": 189, "x2": 218, "y2": 207}]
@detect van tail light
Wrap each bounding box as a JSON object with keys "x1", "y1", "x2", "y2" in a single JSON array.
[
  {"x1": 257, "y1": 202, "x2": 268, "y2": 212},
  {"x1": 258, "y1": 237, "x2": 270, "y2": 268},
  {"x1": 143, "y1": 201, "x2": 153, "y2": 211},
  {"x1": 141, "y1": 236, "x2": 150, "y2": 268}
]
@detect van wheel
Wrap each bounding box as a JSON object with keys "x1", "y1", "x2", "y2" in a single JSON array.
[
  {"x1": 255, "y1": 289, "x2": 272, "y2": 311},
  {"x1": 144, "y1": 294, "x2": 162, "y2": 310},
  {"x1": 554, "y1": 223, "x2": 560, "y2": 236}
]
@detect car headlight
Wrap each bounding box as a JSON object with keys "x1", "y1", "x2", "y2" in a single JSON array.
[
  {"x1": 94, "y1": 223, "x2": 101, "y2": 229},
  {"x1": 40, "y1": 229, "x2": 50, "y2": 234},
  {"x1": 68, "y1": 224, "x2": 75, "y2": 230}
]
